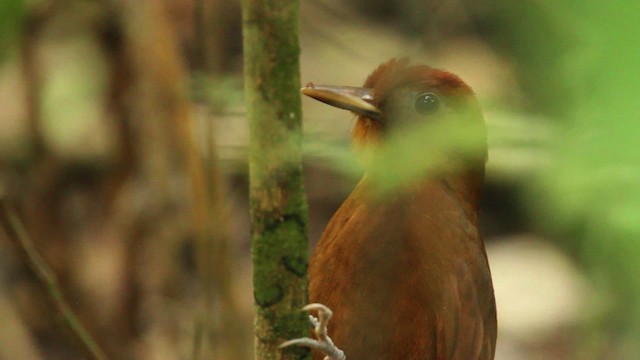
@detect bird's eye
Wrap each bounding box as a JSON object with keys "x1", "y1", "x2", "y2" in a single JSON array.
[{"x1": 414, "y1": 93, "x2": 440, "y2": 115}]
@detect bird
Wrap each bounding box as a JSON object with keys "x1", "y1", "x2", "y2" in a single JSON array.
[{"x1": 283, "y1": 58, "x2": 496, "y2": 360}]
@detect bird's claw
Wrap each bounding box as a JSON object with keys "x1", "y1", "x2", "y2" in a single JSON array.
[{"x1": 280, "y1": 303, "x2": 346, "y2": 360}]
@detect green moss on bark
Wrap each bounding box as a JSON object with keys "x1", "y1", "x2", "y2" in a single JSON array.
[{"x1": 242, "y1": 0, "x2": 310, "y2": 359}]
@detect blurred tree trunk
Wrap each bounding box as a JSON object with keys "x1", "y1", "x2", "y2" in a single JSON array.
[
  {"x1": 241, "y1": 0, "x2": 310, "y2": 359},
  {"x1": 119, "y1": 0, "x2": 205, "y2": 357},
  {"x1": 192, "y1": 1, "x2": 249, "y2": 359}
]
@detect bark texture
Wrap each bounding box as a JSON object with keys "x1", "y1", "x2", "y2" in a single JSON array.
[{"x1": 242, "y1": 0, "x2": 310, "y2": 359}]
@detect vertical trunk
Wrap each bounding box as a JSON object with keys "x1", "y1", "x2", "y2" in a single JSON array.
[
  {"x1": 192, "y1": 1, "x2": 249, "y2": 359},
  {"x1": 241, "y1": 0, "x2": 310, "y2": 359}
]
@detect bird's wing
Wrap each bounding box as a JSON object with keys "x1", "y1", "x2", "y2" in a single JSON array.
[
  {"x1": 438, "y1": 254, "x2": 496, "y2": 360},
  {"x1": 415, "y1": 183, "x2": 496, "y2": 360},
  {"x1": 310, "y1": 179, "x2": 496, "y2": 359}
]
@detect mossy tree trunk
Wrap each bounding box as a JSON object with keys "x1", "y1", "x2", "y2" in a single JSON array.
[{"x1": 242, "y1": 0, "x2": 310, "y2": 359}]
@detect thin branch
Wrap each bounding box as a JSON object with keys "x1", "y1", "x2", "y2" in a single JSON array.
[{"x1": 0, "y1": 193, "x2": 109, "y2": 360}]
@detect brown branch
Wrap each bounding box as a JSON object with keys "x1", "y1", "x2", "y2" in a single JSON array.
[{"x1": 0, "y1": 193, "x2": 109, "y2": 360}]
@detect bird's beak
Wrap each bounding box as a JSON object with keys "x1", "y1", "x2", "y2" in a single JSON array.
[{"x1": 301, "y1": 83, "x2": 381, "y2": 120}]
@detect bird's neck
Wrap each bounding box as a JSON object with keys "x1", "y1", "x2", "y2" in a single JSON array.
[
  {"x1": 439, "y1": 168, "x2": 485, "y2": 225},
  {"x1": 356, "y1": 157, "x2": 485, "y2": 227},
  {"x1": 359, "y1": 165, "x2": 485, "y2": 224}
]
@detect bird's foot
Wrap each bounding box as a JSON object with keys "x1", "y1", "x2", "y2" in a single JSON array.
[{"x1": 280, "y1": 303, "x2": 346, "y2": 360}]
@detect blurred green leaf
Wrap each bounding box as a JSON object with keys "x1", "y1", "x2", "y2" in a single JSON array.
[
  {"x1": 304, "y1": 114, "x2": 487, "y2": 198},
  {"x1": 530, "y1": 0, "x2": 640, "y2": 356},
  {"x1": 364, "y1": 117, "x2": 486, "y2": 195}
]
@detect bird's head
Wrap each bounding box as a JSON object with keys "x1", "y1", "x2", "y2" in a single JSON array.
[{"x1": 302, "y1": 58, "x2": 488, "y2": 170}]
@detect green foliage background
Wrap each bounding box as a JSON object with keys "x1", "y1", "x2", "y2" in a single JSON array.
[
  {"x1": 535, "y1": 1, "x2": 640, "y2": 357},
  {"x1": 0, "y1": 0, "x2": 23, "y2": 62}
]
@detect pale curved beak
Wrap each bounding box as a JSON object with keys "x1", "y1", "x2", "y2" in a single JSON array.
[{"x1": 301, "y1": 83, "x2": 381, "y2": 120}]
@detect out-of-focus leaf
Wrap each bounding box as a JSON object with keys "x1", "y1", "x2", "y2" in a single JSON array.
[
  {"x1": 364, "y1": 117, "x2": 486, "y2": 195},
  {"x1": 531, "y1": 0, "x2": 640, "y2": 356},
  {"x1": 303, "y1": 114, "x2": 487, "y2": 197}
]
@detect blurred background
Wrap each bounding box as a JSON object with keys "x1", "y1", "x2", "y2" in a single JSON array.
[{"x1": 0, "y1": 0, "x2": 639, "y2": 359}]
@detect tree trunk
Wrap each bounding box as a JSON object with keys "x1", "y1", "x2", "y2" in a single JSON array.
[{"x1": 241, "y1": 0, "x2": 310, "y2": 359}]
